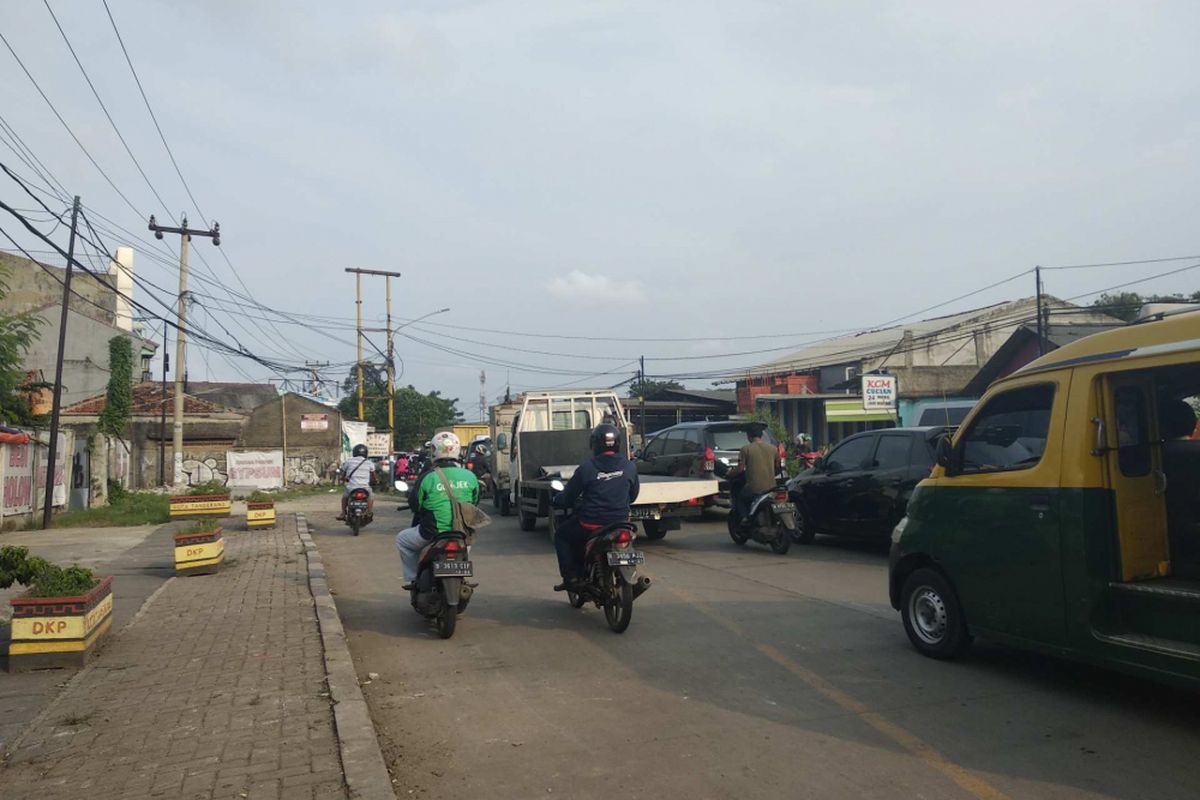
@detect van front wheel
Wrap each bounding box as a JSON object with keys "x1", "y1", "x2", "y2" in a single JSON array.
[{"x1": 901, "y1": 568, "x2": 971, "y2": 659}]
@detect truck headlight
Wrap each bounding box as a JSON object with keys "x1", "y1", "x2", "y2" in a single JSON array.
[{"x1": 891, "y1": 516, "x2": 908, "y2": 544}]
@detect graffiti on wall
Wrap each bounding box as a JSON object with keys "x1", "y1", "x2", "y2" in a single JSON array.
[
  {"x1": 182, "y1": 456, "x2": 227, "y2": 486},
  {"x1": 286, "y1": 455, "x2": 324, "y2": 486}
]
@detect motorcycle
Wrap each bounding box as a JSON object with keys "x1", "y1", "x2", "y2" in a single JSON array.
[
  {"x1": 717, "y1": 459, "x2": 794, "y2": 554},
  {"x1": 465, "y1": 454, "x2": 492, "y2": 498},
  {"x1": 345, "y1": 486, "x2": 373, "y2": 536},
  {"x1": 549, "y1": 479, "x2": 651, "y2": 634},
  {"x1": 398, "y1": 480, "x2": 473, "y2": 639}
]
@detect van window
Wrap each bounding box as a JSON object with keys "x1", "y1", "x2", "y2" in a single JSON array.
[
  {"x1": 1114, "y1": 386, "x2": 1152, "y2": 477},
  {"x1": 959, "y1": 384, "x2": 1054, "y2": 474},
  {"x1": 642, "y1": 434, "x2": 666, "y2": 459},
  {"x1": 662, "y1": 430, "x2": 687, "y2": 456},
  {"x1": 680, "y1": 428, "x2": 703, "y2": 453}
]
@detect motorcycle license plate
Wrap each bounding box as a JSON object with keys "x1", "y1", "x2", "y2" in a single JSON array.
[
  {"x1": 433, "y1": 560, "x2": 473, "y2": 577},
  {"x1": 606, "y1": 550, "x2": 645, "y2": 567},
  {"x1": 772, "y1": 502, "x2": 796, "y2": 514},
  {"x1": 349, "y1": 501, "x2": 369, "y2": 512},
  {"x1": 630, "y1": 507, "x2": 661, "y2": 520}
]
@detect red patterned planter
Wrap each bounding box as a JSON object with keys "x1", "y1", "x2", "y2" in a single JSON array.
[
  {"x1": 169, "y1": 493, "x2": 231, "y2": 519},
  {"x1": 6, "y1": 575, "x2": 114, "y2": 671}
]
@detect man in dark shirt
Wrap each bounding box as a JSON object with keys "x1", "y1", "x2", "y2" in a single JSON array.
[
  {"x1": 552, "y1": 423, "x2": 640, "y2": 591},
  {"x1": 727, "y1": 424, "x2": 781, "y2": 522}
]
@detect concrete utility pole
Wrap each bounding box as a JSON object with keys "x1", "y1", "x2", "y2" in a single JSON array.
[
  {"x1": 42, "y1": 196, "x2": 81, "y2": 530},
  {"x1": 305, "y1": 361, "x2": 330, "y2": 396},
  {"x1": 1034, "y1": 266, "x2": 1045, "y2": 356},
  {"x1": 345, "y1": 268, "x2": 403, "y2": 443},
  {"x1": 149, "y1": 214, "x2": 220, "y2": 485}
]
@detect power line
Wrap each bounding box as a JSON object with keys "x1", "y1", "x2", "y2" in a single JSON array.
[{"x1": 1042, "y1": 254, "x2": 1200, "y2": 271}]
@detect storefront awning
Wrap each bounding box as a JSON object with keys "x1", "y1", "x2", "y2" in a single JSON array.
[{"x1": 824, "y1": 399, "x2": 896, "y2": 423}]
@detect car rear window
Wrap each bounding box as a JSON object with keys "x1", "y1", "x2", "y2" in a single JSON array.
[
  {"x1": 917, "y1": 406, "x2": 973, "y2": 426},
  {"x1": 710, "y1": 427, "x2": 776, "y2": 450}
]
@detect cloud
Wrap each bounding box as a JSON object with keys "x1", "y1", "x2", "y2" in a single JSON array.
[{"x1": 547, "y1": 270, "x2": 646, "y2": 303}]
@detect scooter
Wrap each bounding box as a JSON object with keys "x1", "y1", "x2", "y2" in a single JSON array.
[
  {"x1": 398, "y1": 481, "x2": 474, "y2": 639},
  {"x1": 549, "y1": 480, "x2": 651, "y2": 634},
  {"x1": 717, "y1": 460, "x2": 794, "y2": 554},
  {"x1": 345, "y1": 487, "x2": 373, "y2": 536}
]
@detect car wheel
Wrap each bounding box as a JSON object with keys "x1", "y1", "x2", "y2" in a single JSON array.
[
  {"x1": 518, "y1": 506, "x2": 537, "y2": 532},
  {"x1": 900, "y1": 567, "x2": 971, "y2": 659},
  {"x1": 791, "y1": 505, "x2": 815, "y2": 544}
]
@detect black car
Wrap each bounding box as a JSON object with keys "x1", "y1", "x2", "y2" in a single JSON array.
[
  {"x1": 635, "y1": 421, "x2": 781, "y2": 504},
  {"x1": 787, "y1": 427, "x2": 951, "y2": 543}
]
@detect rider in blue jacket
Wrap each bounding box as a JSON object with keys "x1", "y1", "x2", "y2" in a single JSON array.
[{"x1": 552, "y1": 423, "x2": 640, "y2": 591}]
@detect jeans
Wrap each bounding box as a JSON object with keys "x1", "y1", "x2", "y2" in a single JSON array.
[
  {"x1": 395, "y1": 525, "x2": 427, "y2": 581},
  {"x1": 554, "y1": 516, "x2": 591, "y2": 581}
]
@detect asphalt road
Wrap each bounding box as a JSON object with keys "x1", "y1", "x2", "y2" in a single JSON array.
[{"x1": 304, "y1": 496, "x2": 1200, "y2": 800}]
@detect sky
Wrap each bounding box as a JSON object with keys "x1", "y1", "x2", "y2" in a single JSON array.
[{"x1": 1, "y1": 1, "x2": 1198, "y2": 416}]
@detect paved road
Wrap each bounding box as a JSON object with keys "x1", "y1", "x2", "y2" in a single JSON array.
[{"x1": 305, "y1": 497, "x2": 1200, "y2": 800}]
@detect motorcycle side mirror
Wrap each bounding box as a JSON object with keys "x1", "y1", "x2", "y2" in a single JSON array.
[
  {"x1": 394, "y1": 480, "x2": 408, "y2": 492},
  {"x1": 811, "y1": 456, "x2": 826, "y2": 472},
  {"x1": 549, "y1": 479, "x2": 565, "y2": 492}
]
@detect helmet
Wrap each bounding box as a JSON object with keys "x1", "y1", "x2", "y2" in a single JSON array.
[
  {"x1": 590, "y1": 423, "x2": 621, "y2": 456},
  {"x1": 352, "y1": 444, "x2": 368, "y2": 458},
  {"x1": 431, "y1": 431, "x2": 461, "y2": 461}
]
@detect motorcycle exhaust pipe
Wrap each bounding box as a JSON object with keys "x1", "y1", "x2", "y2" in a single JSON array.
[{"x1": 633, "y1": 575, "x2": 652, "y2": 599}]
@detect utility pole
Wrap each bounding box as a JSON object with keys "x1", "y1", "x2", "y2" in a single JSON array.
[
  {"x1": 479, "y1": 370, "x2": 486, "y2": 422},
  {"x1": 149, "y1": 214, "x2": 220, "y2": 485},
  {"x1": 345, "y1": 268, "x2": 403, "y2": 440},
  {"x1": 305, "y1": 361, "x2": 330, "y2": 396},
  {"x1": 42, "y1": 196, "x2": 81, "y2": 529},
  {"x1": 159, "y1": 336, "x2": 169, "y2": 486},
  {"x1": 638, "y1": 355, "x2": 646, "y2": 445},
  {"x1": 1034, "y1": 266, "x2": 1045, "y2": 356}
]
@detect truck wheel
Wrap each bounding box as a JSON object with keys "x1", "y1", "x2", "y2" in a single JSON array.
[
  {"x1": 642, "y1": 519, "x2": 667, "y2": 540},
  {"x1": 901, "y1": 568, "x2": 972, "y2": 659},
  {"x1": 518, "y1": 507, "x2": 537, "y2": 531}
]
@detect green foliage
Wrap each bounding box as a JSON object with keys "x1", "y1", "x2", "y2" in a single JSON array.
[
  {"x1": 107, "y1": 479, "x2": 127, "y2": 503},
  {"x1": 0, "y1": 545, "x2": 98, "y2": 597},
  {"x1": 247, "y1": 490, "x2": 274, "y2": 503},
  {"x1": 338, "y1": 365, "x2": 463, "y2": 449},
  {"x1": 97, "y1": 336, "x2": 133, "y2": 437},
  {"x1": 51, "y1": 490, "x2": 169, "y2": 528},
  {"x1": 179, "y1": 520, "x2": 220, "y2": 535},
  {"x1": 628, "y1": 380, "x2": 684, "y2": 401},
  {"x1": 0, "y1": 269, "x2": 42, "y2": 425},
  {"x1": 187, "y1": 480, "x2": 228, "y2": 497},
  {"x1": 747, "y1": 407, "x2": 788, "y2": 448},
  {"x1": 1091, "y1": 290, "x2": 1200, "y2": 323}
]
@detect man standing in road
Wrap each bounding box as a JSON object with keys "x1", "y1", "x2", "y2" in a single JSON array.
[
  {"x1": 727, "y1": 424, "x2": 780, "y2": 523},
  {"x1": 551, "y1": 423, "x2": 640, "y2": 592}
]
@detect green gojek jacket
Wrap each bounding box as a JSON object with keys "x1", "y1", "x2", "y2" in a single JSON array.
[{"x1": 414, "y1": 464, "x2": 481, "y2": 539}]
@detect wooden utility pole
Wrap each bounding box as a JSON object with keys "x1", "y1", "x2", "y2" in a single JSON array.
[
  {"x1": 149, "y1": 214, "x2": 220, "y2": 485},
  {"x1": 42, "y1": 196, "x2": 81, "y2": 529}
]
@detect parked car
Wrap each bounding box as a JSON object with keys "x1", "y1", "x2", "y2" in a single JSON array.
[
  {"x1": 635, "y1": 421, "x2": 782, "y2": 505},
  {"x1": 787, "y1": 427, "x2": 952, "y2": 543}
]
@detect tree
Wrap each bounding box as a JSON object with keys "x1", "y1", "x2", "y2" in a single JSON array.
[
  {"x1": 628, "y1": 379, "x2": 684, "y2": 401},
  {"x1": 1092, "y1": 290, "x2": 1200, "y2": 323},
  {"x1": 0, "y1": 270, "x2": 41, "y2": 425},
  {"x1": 337, "y1": 365, "x2": 462, "y2": 449},
  {"x1": 97, "y1": 336, "x2": 133, "y2": 438}
]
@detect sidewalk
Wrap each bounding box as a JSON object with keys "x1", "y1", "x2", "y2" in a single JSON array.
[{"x1": 0, "y1": 515, "x2": 349, "y2": 800}]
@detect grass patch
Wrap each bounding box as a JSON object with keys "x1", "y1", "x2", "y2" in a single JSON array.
[
  {"x1": 251, "y1": 485, "x2": 332, "y2": 503},
  {"x1": 51, "y1": 490, "x2": 170, "y2": 529},
  {"x1": 59, "y1": 710, "x2": 96, "y2": 727},
  {"x1": 178, "y1": 520, "x2": 221, "y2": 535}
]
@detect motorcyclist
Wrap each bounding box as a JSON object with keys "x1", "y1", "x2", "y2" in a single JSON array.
[
  {"x1": 395, "y1": 431, "x2": 480, "y2": 590},
  {"x1": 336, "y1": 444, "x2": 375, "y2": 520},
  {"x1": 726, "y1": 424, "x2": 781, "y2": 523},
  {"x1": 551, "y1": 423, "x2": 640, "y2": 592}
]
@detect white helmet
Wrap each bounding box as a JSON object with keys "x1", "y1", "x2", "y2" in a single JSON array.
[{"x1": 431, "y1": 431, "x2": 461, "y2": 461}]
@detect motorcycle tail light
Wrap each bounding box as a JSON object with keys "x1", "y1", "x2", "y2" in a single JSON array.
[
  {"x1": 774, "y1": 491, "x2": 789, "y2": 503},
  {"x1": 614, "y1": 529, "x2": 633, "y2": 548},
  {"x1": 443, "y1": 540, "x2": 461, "y2": 557}
]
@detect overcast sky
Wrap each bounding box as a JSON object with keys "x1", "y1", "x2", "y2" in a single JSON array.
[{"x1": 2, "y1": 1, "x2": 1198, "y2": 413}]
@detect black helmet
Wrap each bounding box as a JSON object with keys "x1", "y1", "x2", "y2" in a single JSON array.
[
  {"x1": 590, "y1": 423, "x2": 621, "y2": 456},
  {"x1": 352, "y1": 444, "x2": 368, "y2": 458}
]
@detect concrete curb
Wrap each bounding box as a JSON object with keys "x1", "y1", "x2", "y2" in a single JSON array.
[{"x1": 296, "y1": 512, "x2": 395, "y2": 800}]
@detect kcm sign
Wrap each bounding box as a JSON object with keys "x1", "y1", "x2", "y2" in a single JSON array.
[{"x1": 861, "y1": 374, "x2": 898, "y2": 411}]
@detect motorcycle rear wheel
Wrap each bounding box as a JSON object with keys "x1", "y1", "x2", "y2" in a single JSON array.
[
  {"x1": 769, "y1": 525, "x2": 791, "y2": 554},
  {"x1": 436, "y1": 606, "x2": 457, "y2": 639},
  {"x1": 603, "y1": 570, "x2": 634, "y2": 633}
]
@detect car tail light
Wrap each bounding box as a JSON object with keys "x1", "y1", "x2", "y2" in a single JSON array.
[
  {"x1": 703, "y1": 446, "x2": 715, "y2": 472},
  {"x1": 687, "y1": 496, "x2": 702, "y2": 505},
  {"x1": 614, "y1": 529, "x2": 633, "y2": 548}
]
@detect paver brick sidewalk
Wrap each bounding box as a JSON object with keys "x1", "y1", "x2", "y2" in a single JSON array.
[{"x1": 0, "y1": 515, "x2": 348, "y2": 800}]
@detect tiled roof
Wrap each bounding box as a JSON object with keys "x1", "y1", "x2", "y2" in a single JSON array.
[{"x1": 62, "y1": 382, "x2": 231, "y2": 416}]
